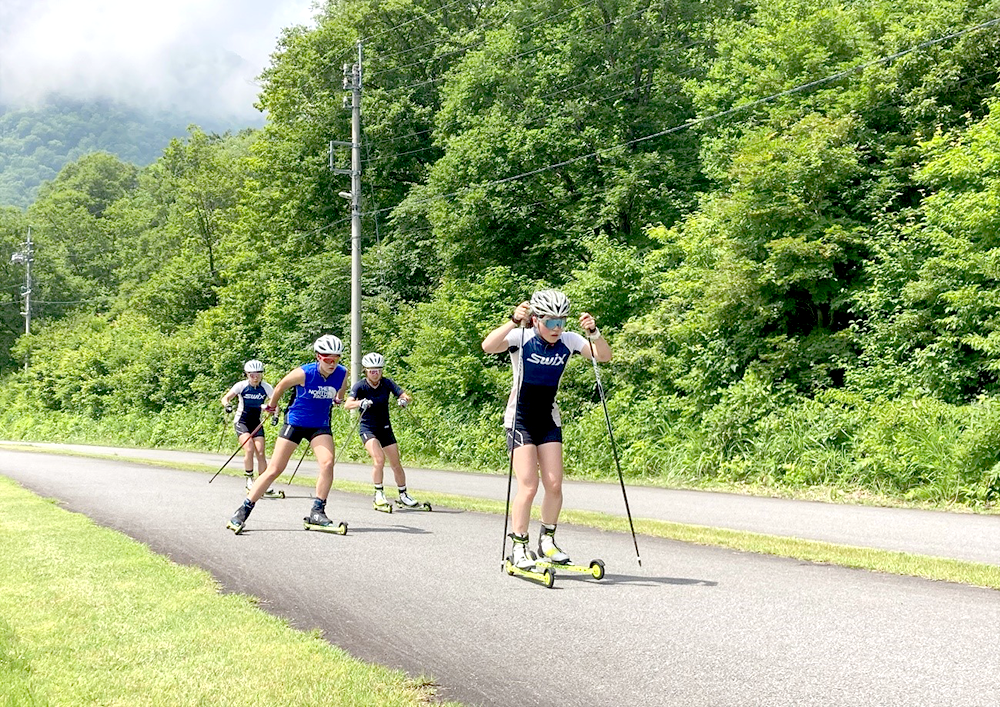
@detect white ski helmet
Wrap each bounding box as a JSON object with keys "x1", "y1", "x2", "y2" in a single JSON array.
[
  {"x1": 529, "y1": 289, "x2": 570, "y2": 319},
  {"x1": 313, "y1": 335, "x2": 344, "y2": 355},
  {"x1": 243, "y1": 359, "x2": 265, "y2": 373},
  {"x1": 362, "y1": 352, "x2": 384, "y2": 369}
]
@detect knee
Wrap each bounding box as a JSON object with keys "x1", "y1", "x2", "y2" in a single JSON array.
[
  {"x1": 542, "y1": 477, "x2": 563, "y2": 495},
  {"x1": 518, "y1": 476, "x2": 540, "y2": 496}
]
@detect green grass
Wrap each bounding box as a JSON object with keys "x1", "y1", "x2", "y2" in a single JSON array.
[{"x1": 0, "y1": 476, "x2": 457, "y2": 707}]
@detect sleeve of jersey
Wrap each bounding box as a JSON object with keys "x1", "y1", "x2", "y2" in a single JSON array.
[
  {"x1": 564, "y1": 332, "x2": 588, "y2": 354},
  {"x1": 505, "y1": 328, "x2": 521, "y2": 352},
  {"x1": 229, "y1": 381, "x2": 246, "y2": 395},
  {"x1": 348, "y1": 380, "x2": 363, "y2": 400},
  {"x1": 263, "y1": 382, "x2": 275, "y2": 397}
]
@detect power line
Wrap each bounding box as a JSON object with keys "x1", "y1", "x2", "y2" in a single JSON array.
[{"x1": 365, "y1": 15, "x2": 1000, "y2": 216}]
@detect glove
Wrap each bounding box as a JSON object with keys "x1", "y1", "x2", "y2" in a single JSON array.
[
  {"x1": 263, "y1": 404, "x2": 277, "y2": 415},
  {"x1": 397, "y1": 398, "x2": 409, "y2": 408},
  {"x1": 224, "y1": 405, "x2": 233, "y2": 414},
  {"x1": 359, "y1": 399, "x2": 373, "y2": 411}
]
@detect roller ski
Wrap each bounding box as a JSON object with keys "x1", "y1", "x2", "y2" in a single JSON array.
[
  {"x1": 532, "y1": 526, "x2": 605, "y2": 579},
  {"x1": 503, "y1": 534, "x2": 555, "y2": 589},
  {"x1": 534, "y1": 558, "x2": 606, "y2": 580},
  {"x1": 395, "y1": 491, "x2": 432, "y2": 512},
  {"x1": 303, "y1": 506, "x2": 348, "y2": 535},
  {"x1": 373, "y1": 490, "x2": 394, "y2": 514}
]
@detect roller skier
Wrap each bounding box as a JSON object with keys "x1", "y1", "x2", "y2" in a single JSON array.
[
  {"x1": 481, "y1": 289, "x2": 611, "y2": 584},
  {"x1": 227, "y1": 335, "x2": 349, "y2": 535},
  {"x1": 345, "y1": 353, "x2": 430, "y2": 513},
  {"x1": 220, "y1": 360, "x2": 282, "y2": 498}
]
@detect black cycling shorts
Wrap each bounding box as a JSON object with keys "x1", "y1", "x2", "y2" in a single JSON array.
[
  {"x1": 279, "y1": 423, "x2": 332, "y2": 444},
  {"x1": 506, "y1": 423, "x2": 562, "y2": 452},
  {"x1": 235, "y1": 421, "x2": 265, "y2": 437},
  {"x1": 360, "y1": 425, "x2": 397, "y2": 448}
]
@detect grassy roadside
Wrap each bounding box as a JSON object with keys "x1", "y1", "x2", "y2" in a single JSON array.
[
  {"x1": 0, "y1": 476, "x2": 458, "y2": 707},
  {"x1": 5, "y1": 443, "x2": 998, "y2": 592}
]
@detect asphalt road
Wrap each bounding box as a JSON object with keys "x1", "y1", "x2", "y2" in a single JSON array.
[
  {"x1": 7, "y1": 440, "x2": 1000, "y2": 565},
  {"x1": 2, "y1": 448, "x2": 1000, "y2": 706}
]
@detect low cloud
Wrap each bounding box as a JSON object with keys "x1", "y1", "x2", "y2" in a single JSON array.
[{"x1": 0, "y1": 0, "x2": 316, "y2": 121}]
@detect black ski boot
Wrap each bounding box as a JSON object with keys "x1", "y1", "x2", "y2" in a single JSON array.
[{"x1": 227, "y1": 500, "x2": 254, "y2": 535}]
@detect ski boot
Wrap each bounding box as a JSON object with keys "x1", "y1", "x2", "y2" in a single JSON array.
[
  {"x1": 503, "y1": 533, "x2": 554, "y2": 588},
  {"x1": 303, "y1": 506, "x2": 348, "y2": 535},
  {"x1": 373, "y1": 490, "x2": 393, "y2": 514},
  {"x1": 395, "y1": 490, "x2": 432, "y2": 512},
  {"x1": 537, "y1": 526, "x2": 571, "y2": 564},
  {"x1": 244, "y1": 473, "x2": 254, "y2": 491},
  {"x1": 227, "y1": 500, "x2": 253, "y2": 535},
  {"x1": 534, "y1": 525, "x2": 605, "y2": 579}
]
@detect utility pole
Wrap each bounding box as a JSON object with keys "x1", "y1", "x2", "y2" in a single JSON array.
[
  {"x1": 10, "y1": 226, "x2": 33, "y2": 335},
  {"x1": 10, "y1": 226, "x2": 34, "y2": 370},
  {"x1": 333, "y1": 41, "x2": 364, "y2": 385}
]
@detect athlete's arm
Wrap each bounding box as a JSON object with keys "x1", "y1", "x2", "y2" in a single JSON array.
[
  {"x1": 482, "y1": 301, "x2": 530, "y2": 353},
  {"x1": 265, "y1": 368, "x2": 306, "y2": 412},
  {"x1": 221, "y1": 381, "x2": 241, "y2": 407},
  {"x1": 576, "y1": 312, "x2": 611, "y2": 363},
  {"x1": 388, "y1": 378, "x2": 410, "y2": 404},
  {"x1": 344, "y1": 381, "x2": 364, "y2": 410}
]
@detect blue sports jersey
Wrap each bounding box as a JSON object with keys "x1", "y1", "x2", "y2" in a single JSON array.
[{"x1": 286, "y1": 362, "x2": 347, "y2": 427}]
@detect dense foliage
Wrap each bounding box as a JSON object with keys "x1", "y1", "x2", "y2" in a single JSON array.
[{"x1": 7, "y1": 0, "x2": 1000, "y2": 506}]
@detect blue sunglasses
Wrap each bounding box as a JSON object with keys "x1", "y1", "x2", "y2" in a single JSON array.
[{"x1": 541, "y1": 317, "x2": 566, "y2": 329}]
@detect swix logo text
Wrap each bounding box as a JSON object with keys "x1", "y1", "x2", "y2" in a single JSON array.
[{"x1": 527, "y1": 352, "x2": 567, "y2": 366}]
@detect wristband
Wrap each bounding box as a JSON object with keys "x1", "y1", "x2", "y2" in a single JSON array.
[
  {"x1": 510, "y1": 313, "x2": 522, "y2": 325},
  {"x1": 587, "y1": 328, "x2": 602, "y2": 341}
]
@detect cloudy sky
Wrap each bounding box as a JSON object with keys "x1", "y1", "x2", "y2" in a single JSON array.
[{"x1": 0, "y1": 0, "x2": 317, "y2": 122}]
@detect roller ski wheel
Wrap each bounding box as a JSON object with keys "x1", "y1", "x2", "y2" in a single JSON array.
[
  {"x1": 534, "y1": 558, "x2": 606, "y2": 580},
  {"x1": 503, "y1": 557, "x2": 555, "y2": 588},
  {"x1": 226, "y1": 520, "x2": 246, "y2": 535},
  {"x1": 263, "y1": 489, "x2": 285, "y2": 499},
  {"x1": 303, "y1": 518, "x2": 349, "y2": 535},
  {"x1": 395, "y1": 499, "x2": 432, "y2": 512},
  {"x1": 373, "y1": 500, "x2": 394, "y2": 513}
]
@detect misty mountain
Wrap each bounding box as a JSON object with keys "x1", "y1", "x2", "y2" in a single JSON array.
[{"x1": 0, "y1": 99, "x2": 260, "y2": 208}]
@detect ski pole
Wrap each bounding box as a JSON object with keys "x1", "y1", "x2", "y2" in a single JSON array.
[
  {"x1": 588, "y1": 335, "x2": 641, "y2": 567},
  {"x1": 402, "y1": 404, "x2": 441, "y2": 456},
  {"x1": 333, "y1": 408, "x2": 363, "y2": 467},
  {"x1": 287, "y1": 445, "x2": 310, "y2": 485},
  {"x1": 209, "y1": 417, "x2": 268, "y2": 484},
  {"x1": 500, "y1": 323, "x2": 526, "y2": 570},
  {"x1": 217, "y1": 406, "x2": 231, "y2": 453}
]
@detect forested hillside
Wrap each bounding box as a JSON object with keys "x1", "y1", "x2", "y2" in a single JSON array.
[
  {"x1": 5, "y1": 0, "x2": 1000, "y2": 506},
  {"x1": 0, "y1": 100, "x2": 257, "y2": 208}
]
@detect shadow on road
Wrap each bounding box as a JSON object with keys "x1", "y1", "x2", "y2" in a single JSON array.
[
  {"x1": 347, "y1": 525, "x2": 433, "y2": 535},
  {"x1": 596, "y1": 573, "x2": 718, "y2": 587}
]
